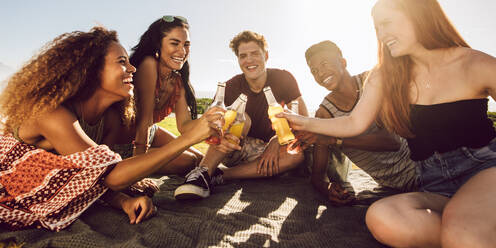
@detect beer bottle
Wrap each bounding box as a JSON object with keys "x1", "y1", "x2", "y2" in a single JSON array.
[
  {"x1": 289, "y1": 100, "x2": 299, "y2": 114},
  {"x1": 287, "y1": 99, "x2": 302, "y2": 153},
  {"x1": 223, "y1": 93, "x2": 246, "y2": 132},
  {"x1": 205, "y1": 82, "x2": 226, "y2": 145},
  {"x1": 226, "y1": 94, "x2": 247, "y2": 144},
  {"x1": 263, "y1": 86, "x2": 295, "y2": 145}
]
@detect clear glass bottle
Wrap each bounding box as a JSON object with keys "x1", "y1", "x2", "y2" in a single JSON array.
[
  {"x1": 263, "y1": 86, "x2": 295, "y2": 145},
  {"x1": 226, "y1": 94, "x2": 247, "y2": 144},
  {"x1": 289, "y1": 100, "x2": 299, "y2": 114},
  {"x1": 222, "y1": 93, "x2": 246, "y2": 132},
  {"x1": 205, "y1": 82, "x2": 226, "y2": 145}
]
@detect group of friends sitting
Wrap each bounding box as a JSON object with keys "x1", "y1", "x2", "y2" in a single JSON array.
[{"x1": 1, "y1": 0, "x2": 495, "y2": 247}]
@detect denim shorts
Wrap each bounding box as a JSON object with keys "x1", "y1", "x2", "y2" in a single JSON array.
[
  {"x1": 112, "y1": 124, "x2": 158, "y2": 159},
  {"x1": 417, "y1": 139, "x2": 496, "y2": 197}
]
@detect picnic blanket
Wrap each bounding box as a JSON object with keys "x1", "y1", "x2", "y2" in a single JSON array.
[{"x1": 0, "y1": 168, "x2": 389, "y2": 248}]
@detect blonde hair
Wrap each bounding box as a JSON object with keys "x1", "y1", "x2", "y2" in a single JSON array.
[
  {"x1": 374, "y1": 0, "x2": 469, "y2": 137},
  {"x1": 0, "y1": 27, "x2": 135, "y2": 133}
]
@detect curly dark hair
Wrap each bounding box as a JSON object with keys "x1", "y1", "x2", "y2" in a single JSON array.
[
  {"x1": 0, "y1": 26, "x2": 135, "y2": 133},
  {"x1": 130, "y1": 16, "x2": 197, "y2": 119}
]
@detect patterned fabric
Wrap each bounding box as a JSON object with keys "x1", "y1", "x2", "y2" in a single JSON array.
[
  {"x1": 319, "y1": 74, "x2": 418, "y2": 191},
  {"x1": 0, "y1": 134, "x2": 121, "y2": 231}
]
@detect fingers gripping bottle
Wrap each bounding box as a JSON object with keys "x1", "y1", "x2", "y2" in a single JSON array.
[
  {"x1": 226, "y1": 94, "x2": 247, "y2": 144},
  {"x1": 205, "y1": 82, "x2": 226, "y2": 145},
  {"x1": 263, "y1": 86, "x2": 295, "y2": 145},
  {"x1": 222, "y1": 93, "x2": 246, "y2": 132}
]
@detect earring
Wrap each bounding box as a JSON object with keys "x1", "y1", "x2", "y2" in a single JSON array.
[{"x1": 155, "y1": 51, "x2": 159, "y2": 59}]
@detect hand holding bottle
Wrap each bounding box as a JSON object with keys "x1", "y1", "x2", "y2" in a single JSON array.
[
  {"x1": 275, "y1": 111, "x2": 309, "y2": 131},
  {"x1": 205, "y1": 82, "x2": 227, "y2": 145},
  {"x1": 263, "y1": 87, "x2": 295, "y2": 145},
  {"x1": 186, "y1": 106, "x2": 225, "y2": 143}
]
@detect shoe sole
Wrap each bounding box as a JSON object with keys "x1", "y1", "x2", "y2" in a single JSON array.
[{"x1": 174, "y1": 184, "x2": 210, "y2": 200}]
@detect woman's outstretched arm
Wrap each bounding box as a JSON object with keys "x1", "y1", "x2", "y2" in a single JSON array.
[
  {"x1": 279, "y1": 69, "x2": 384, "y2": 138},
  {"x1": 36, "y1": 105, "x2": 223, "y2": 191}
]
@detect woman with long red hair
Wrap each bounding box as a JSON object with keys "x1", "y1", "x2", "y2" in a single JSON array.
[{"x1": 280, "y1": 0, "x2": 496, "y2": 246}]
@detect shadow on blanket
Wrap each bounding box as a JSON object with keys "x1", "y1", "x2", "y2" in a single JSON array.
[{"x1": 0, "y1": 171, "x2": 389, "y2": 248}]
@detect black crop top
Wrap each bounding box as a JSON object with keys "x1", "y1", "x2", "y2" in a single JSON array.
[{"x1": 408, "y1": 98, "x2": 496, "y2": 161}]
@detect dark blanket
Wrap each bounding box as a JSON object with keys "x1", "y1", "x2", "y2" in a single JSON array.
[{"x1": 0, "y1": 170, "x2": 389, "y2": 248}]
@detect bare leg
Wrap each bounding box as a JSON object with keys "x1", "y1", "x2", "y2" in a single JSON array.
[
  {"x1": 367, "y1": 167, "x2": 496, "y2": 248},
  {"x1": 366, "y1": 192, "x2": 449, "y2": 248},
  {"x1": 151, "y1": 126, "x2": 202, "y2": 175},
  {"x1": 222, "y1": 145, "x2": 304, "y2": 179},
  {"x1": 199, "y1": 144, "x2": 228, "y2": 176},
  {"x1": 441, "y1": 167, "x2": 496, "y2": 248},
  {"x1": 199, "y1": 113, "x2": 253, "y2": 176}
]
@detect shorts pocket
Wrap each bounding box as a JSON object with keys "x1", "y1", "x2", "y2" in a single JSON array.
[{"x1": 464, "y1": 145, "x2": 496, "y2": 163}]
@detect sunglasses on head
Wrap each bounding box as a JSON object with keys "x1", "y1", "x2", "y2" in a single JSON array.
[{"x1": 162, "y1": 15, "x2": 188, "y2": 24}]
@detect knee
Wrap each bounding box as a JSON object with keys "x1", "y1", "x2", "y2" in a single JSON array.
[
  {"x1": 281, "y1": 149, "x2": 305, "y2": 170},
  {"x1": 366, "y1": 196, "x2": 417, "y2": 247},
  {"x1": 365, "y1": 199, "x2": 396, "y2": 244},
  {"x1": 441, "y1": 205, "x2": 494, "y2": 248},
  {"x1": 178, "y1": 152, "x2": 198, "y2": 171}
]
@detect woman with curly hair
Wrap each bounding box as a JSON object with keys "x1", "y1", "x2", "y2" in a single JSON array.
[
  {"x1": 0, "y1": 27, "x2": 221, "y2": 231},
  {"x1": 280, "y1": 0, "x2": 496, "y2": 247},
  {"x1": 120, "y1": 15, "x2": 205, "y2": 174}
]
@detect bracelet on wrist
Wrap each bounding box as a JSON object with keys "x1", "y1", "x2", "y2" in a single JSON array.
[{"x1": 132, "y1": 140, "x2": 151, "y2": 149}]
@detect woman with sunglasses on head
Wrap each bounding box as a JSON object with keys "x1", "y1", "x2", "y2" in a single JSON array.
[
  {"x1": 0, "y1": 27, "x2": 221, "y2": 231},
  {"x1": 119, "y1": 15, "x2": 210, "y2": 175},
  {"x1": 279, "y1": 0, "x2": 496, "y2": 247}
]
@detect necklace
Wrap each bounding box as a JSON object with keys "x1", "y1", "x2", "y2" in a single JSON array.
[{"x1": 156, "y1": 70, "x2": 176, "y2": 105}]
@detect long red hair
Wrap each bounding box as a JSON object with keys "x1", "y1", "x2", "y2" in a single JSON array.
[{"x1": 374, "y1": 0, "x2": 469, "y2": 138}]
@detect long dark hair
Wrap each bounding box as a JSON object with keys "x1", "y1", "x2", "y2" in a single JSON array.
[{"x1": 130, "y1": 16, "x2": 197, "y2": 119}]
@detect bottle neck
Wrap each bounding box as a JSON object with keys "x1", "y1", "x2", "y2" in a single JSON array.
[
  {"x1": 234, "y1": 101, "x2": 246, "y2": 122},
  {"x1": 290, "y1": 100, "x2": 298, "y2": 114},
  {"x1": 237, "y1": 101, "x2": 246, "y2": 114},
  {"x1": 228, "y1": 97, "x2": 242, "y2": 110},
  {"x1": 263, "y1": 88, "x2": 278, "y2": 106},
  {"x1": 211, "y1": 85, "x2": 225, "y2": 107}
]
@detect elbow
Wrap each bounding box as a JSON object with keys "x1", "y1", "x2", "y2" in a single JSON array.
[
  {"x1": 177, "y1": 125, "x2": 185, "y2": 134},
  {"x1": 349, "y1": 116, "x2": 371, "y2": 137},
  {"x1": 104, "y1": 176, "x2": 129, "y2": 191}
]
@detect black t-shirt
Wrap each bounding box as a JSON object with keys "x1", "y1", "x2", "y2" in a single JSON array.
[{"x1": 224, "y1": 68, "x2": 301, "y2": 142}]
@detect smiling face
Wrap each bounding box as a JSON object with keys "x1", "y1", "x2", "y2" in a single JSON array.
[
  {"x1": 373, "y1": 0, "x2": 421, "y2": 57},
  {"x1": 237, "y1": 41, "x2": 268, "y2": 83},
  {"x1": 159, "y1": 26, "x2": 190, "y2": 71},
  {"x1": 99, "y1": 41, "x2": 136, "y2": 101},
  {"x1": 307, "y1": 51, "x2": 346, "y2": 91}
]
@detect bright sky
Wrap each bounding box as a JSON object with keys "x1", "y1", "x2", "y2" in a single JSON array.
[{"x1": 1, "y1": 0, "x2": 495, "y2": 111}]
